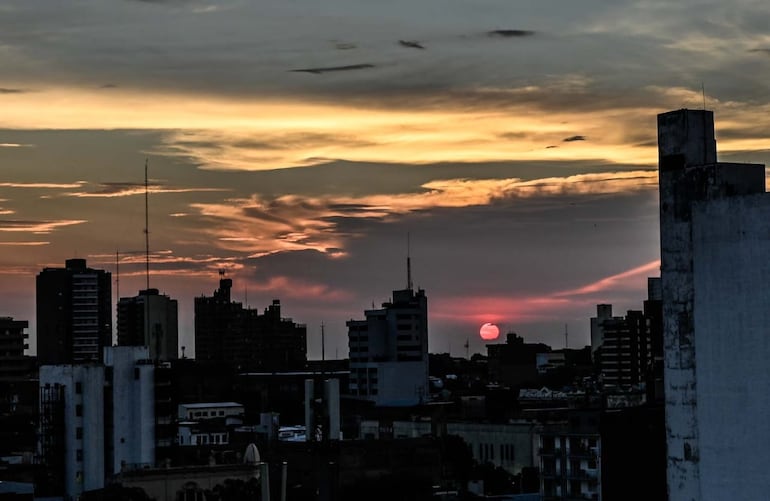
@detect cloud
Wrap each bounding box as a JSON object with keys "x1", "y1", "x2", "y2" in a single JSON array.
[
  {"x1": 188, "y1": 170, "x2": 658, "y2": 257},
  {"x1": 487, "y1": 29, "x2": 535, "y2": 37},
  {"x1": 0, "y1": 88, "x2": 28, "y2": 94},
  {"x1": 555, "y1": 259, "x2": 661, "y2": 297},
  {"x1": 290, "y1": 64, "x2": 376, "y2": 74},
  {"x1": 62, "y1": 181, "x2": 229, "y2": 198},
  {"x1": 563, "y1": 135, "x2": 586, "y2": 142},
  {"x1": 0, "y1": 219, "x2": 85, "y2": 234},
  {"x1": 0, "y1": 182, "x2": 84, "y2": 189},
  {"x1": 0, "y1": 241, "x2": 49, "y2": 246},
  {"x1": 0, "y1": 143, "x2": 33, "y2": 148}
]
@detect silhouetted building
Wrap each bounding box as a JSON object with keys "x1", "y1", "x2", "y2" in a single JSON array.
[
  {"x1": 347, "y1": 287, "x2": 429, "y2": 406},
  {"x1": 194, "y1": 277, "x2": 307, "y2": 371},
  {"x1": 118, "y1": 288, "x2": 179, "y2": 361},
  {"x1": 487, "y1": 333, "x2": 552, "y2": 387},
  {"x1": 590, "y1": 279, "x2": 661, "y2": 391},
  {"x1": 36, "y1": 259, "x2": 112, "y2": 364},
  {"x1": 658, "y1": 109, "x2": 770, "y2": 500},
  {"x1": 0, "y1": 317, "x2": 32, "y2": 382}
]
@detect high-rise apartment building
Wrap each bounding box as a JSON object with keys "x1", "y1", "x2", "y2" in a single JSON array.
[
  {"x1": 658, "y1": 109, "x2": 770, "y2": 500},
  {"x1": 347, "y1": 286, "x2": 429, "y2": 406},
  {"x1": 117, "y1": 288, "x2": 179, "y2": 361},
  {"x1": 590, "y1": 279, "x2": 661, "y2": 390},
  {"x1": 195, "y1": 277, "x2": 307, "y2": 371},
  {"x1": 36, "y1": 259, "x2": 112, "y2": 364}
]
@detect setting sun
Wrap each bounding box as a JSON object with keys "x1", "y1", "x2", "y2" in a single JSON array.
[{"x1": 479, "y1": 322, "x2": 500, "y2": 341}]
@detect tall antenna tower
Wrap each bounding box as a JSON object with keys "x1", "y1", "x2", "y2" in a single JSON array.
[
  {"x1": 144, "y1": 158, "x2": 150, "y2": 291},
  {"x1": 321, "y1": 322, "x2": 325, "y2": 362},
  {"x1": 116, "y1": 250, "x2": 120, "y2": 300},
  {"x1": 564, "y1": 323, "x2": 569, "y2": 349},
  {"x1": 407, "y1": 233, "x2": 413, "y2": 290}
]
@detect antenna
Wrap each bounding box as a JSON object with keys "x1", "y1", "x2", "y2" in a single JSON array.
[
  {"x1": 564, "y1": 323, "x2": 569, "y2": 349},
  {"x1": 144, "y1": 158, "x2": 150, "y2": 291},
  {"x1": 407, "y1": 233, "x2": 413, "y2": 290},
  {"x1": 321, "y1": 322, "x2": 325, "y2": 362},
  {"x1": 701, "y1": 83, "x2": 706, "y2": 110},
  {"x1": 116, "y1": 250, "x2": 120, "y2": 300}
]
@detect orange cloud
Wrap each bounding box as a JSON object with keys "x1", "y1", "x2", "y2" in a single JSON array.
[{"x1": 189, "y1": 171, "x2": 658, "y2": 257}]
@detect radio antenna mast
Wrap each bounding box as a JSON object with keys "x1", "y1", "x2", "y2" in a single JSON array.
[
  {"x1": 144, "y1": 158, "x2": 150, "y2": 291},
  {"x1": 407, "y1": 233, "x2": 413, "y2": 290}
]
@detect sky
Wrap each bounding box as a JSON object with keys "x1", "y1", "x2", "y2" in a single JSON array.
[{"x1": 2, "y1": 0, "x2": 770, "y2": 359}]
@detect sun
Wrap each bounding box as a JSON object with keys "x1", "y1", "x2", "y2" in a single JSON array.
[{"x1": 479, "y1": 322, "x2": 500, "y2": 341}]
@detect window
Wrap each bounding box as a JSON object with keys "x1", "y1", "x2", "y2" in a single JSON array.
[
  {"x1": 76, "y1": 427, "x2": 83, "y2": 439},
  {"x1": 76, "y1": 449, "x2": 83, "y2": 462},
  {"x1": 76, "y1": 404, "x2": 82, "y2": 417},
  {"x1": 75, "y1": 382, "x2": 82, "y2": 394}
]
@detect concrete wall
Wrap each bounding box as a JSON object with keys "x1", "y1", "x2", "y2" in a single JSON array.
[
  {"x1": 40, "y1": 364, "x2": 105, "y2": 499},
  {"x1": 105, "y1": 346, "x2": 155, "y2": 475},
  {"x1": 692, "y1": 195, "x2": 770, "y2": 499}
]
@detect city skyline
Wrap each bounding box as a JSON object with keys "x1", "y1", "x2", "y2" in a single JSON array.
[{"x1": 2, "y1": 0, "x2": 770, "y2": 358}]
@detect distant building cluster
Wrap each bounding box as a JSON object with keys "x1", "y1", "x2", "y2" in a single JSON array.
[{"x1": 0, "y1": 108, "x2": 768, "y2": 500}]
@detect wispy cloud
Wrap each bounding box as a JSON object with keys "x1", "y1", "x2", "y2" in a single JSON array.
[
  {"x1": 62, "y1": 181, "x2": 229, "y2": 198},
  {"x1": 0, "y1": 219, "x2": 86, "y2": 234},
  {"x1": 189, "y1": 170, "x2": 658, "y2": 257},
  {"x1": 0, "y1": 143, "x2": 34, "y2": 148},
  {"x1": 0, "y1": 241, "x2": 49, "y2": 246},
  {"x1": 0, "y1": 182, "x2": 85, "y2": 189},
  {"x1": 555, "y1": 260, "x2": 661, "y2": 297}
]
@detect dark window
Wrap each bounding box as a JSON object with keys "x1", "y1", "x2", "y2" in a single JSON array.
[
  {"x1": 134, "y1": 368, "x2": 140, "y2": 380},
  {"x1": 75, "y1": 404, "x2": 82, "y2": 417},
  {"x1": 76, "y1": 449, "x2": 83, "y2": 462},
  {"x1": 76, "y1": 427, "x2": 83, "y2": 439},
  {"x1": 75, "y1": 382, "x2": 82, "y2": 394}
]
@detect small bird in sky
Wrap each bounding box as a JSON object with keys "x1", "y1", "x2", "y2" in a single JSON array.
[{"x1": 399, "y1": 40, "x2": 425, "y2": 49}]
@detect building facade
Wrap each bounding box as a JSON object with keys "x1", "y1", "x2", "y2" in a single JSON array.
[
  {"x1": 117, "y1": 288, "x2": 179, "y2": 361},
  {"x1": 195, "y1": 277, "x2": 307, "y2": 371},
  {"x1": 658, "y1": 108, "x2": 770, "y2": 500},
  {"x1": 39, "y1": 347, "x2": 156, "y2": 499},
  {"x1": 347, "y1": 287, "x2": 429, "y2": 406},
  {"x1": 36, "y1": 259, "x2": 112, "y2": 364}
]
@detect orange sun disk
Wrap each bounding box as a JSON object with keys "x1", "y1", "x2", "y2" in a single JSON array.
[{"x1": 479, "y1": 323, "x2": 500, "y2": 341}]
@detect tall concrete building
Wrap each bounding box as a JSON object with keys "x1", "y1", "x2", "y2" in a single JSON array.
[
  {"x1": 195, "y1": 276, "x2": 307, "y2": 371},
  {"x1": 658, "y1": 109, "x2": 770, "y2": 500},
  {"x1": 39, "y1": 346, "x2": 155, "y2": 499},
  {"x1": 37, "y1": 259, "x2": 112, "y2": 364},
  {"x1": 117, "y1": 288, "x2": 179, "y2": 361},
  {"x1": 347, "y1": 286, "x2": 429, "y2": 406}
]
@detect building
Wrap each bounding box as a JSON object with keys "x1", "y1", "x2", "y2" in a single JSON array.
[
  {"x1": 358, "y1": 418, "x2": 537, "y2": 476},
  {"x1": 177, "y1": 402, "x2": 244, "y2": 447},
  {"x1": 487, "y1": 332, "x2": 552, "y2": 387},
  {"x1": 590, "y1": 279, "x2": 661, "y2": 390},
  {"x1": 537, "y1": 410, "x2": 601, "y2": 501},
  {"x1": 347, "y1": 286, "x2": 429, "y2": 406},
  {"x1": 38, "y1": 347, "x2": 155, "y2": 499},
  {"x1": 104, "y1": 346, "x2": 155, "y2": 474},
  {"x1": 36, "y1": 258, "x2": 112, "y2": 364},
  {"x1": 658, "y1": 109, "x2": 770, "y2": 500},
  {"x1": 39, "y1": 364, "x2": 106, "y2": 499},
  {"x1": 117, "y1": 288, "x2": 179, "y2": 361},
  {"x1": 195, "y1": 276, "x2": 307, "y2": 371}
]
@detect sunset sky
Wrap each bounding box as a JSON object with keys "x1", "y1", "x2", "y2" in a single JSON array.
[{"x1": 2, "y1": 0, "x2": 770, "y2": 359}]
